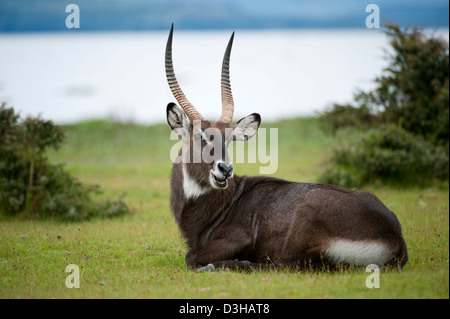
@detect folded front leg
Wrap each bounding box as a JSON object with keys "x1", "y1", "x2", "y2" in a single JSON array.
[
  {"x1": 185, "y1": 237, "x2": 251, "y2": 270},
  {"x1": 197, "y1": 260, "x2": 276, "y2": 272}
]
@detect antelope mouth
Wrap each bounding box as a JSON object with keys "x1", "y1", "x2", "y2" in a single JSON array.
[{"x1": 210, "y1": 172, "x2": 228, "y2": 189}]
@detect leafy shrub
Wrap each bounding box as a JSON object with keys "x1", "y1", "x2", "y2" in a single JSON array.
[
  {"x1": 318, "y1": 24, "x2": 449, "y2": 187},
  {"x1": 0, "y1": 103, "x2": 132, "y2": 221},
  {"x1": 318, "y1": 102, "x2": 377, "y2": 135},
  {"x1": 319, "y1": 125, "x2": 449, "y2": 187},
  {"x1": 320, "y1": 24, "x2": 449, "y2": 148}
]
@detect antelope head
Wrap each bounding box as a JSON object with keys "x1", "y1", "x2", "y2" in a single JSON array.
[{"x1": 165, "y1": 24, "x2": 261, "y2": 192}]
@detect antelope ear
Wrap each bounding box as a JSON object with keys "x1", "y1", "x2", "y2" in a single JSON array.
[
  {"x1": 231, "y1": 113, "x2": 261, "y2": 141},
  {"x1": 167, "y1": 102, "x2": 190, "y2": 140}
]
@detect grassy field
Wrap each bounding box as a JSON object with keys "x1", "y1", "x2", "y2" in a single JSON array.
[{"x1": 0, "y1": 117, "x2": 448, "y2": 299}]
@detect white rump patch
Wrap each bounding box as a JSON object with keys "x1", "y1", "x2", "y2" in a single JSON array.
[
  {"x1": 182, "y1": 165, "x2": 210, "y2": 200},
  {"x1": 323, "y1": 240, "x2": 393, "y2": 266}
]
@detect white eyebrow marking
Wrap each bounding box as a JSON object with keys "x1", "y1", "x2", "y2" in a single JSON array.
[{"x1": 200, "y1": 129, "x2": 209, "y2": 142}]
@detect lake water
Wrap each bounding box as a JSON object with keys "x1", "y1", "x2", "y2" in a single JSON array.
[{"x1": 0, "y1": 29, "x2": 448, "y2": 124}]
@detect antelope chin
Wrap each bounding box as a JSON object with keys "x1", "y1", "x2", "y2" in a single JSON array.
[{"x1": 210, "y1": 171, "x2": 229, "y2": 189}]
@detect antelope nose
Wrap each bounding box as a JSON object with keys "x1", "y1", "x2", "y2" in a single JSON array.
[{"x1": 218, "y1": 163, "x2": 233, "y2": 178}]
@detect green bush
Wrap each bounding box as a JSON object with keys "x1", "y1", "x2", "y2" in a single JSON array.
[
  {"x1": 320, "y1": 24, "x2": 449, "y2": 148},
  {"x1": 318, "y1": 24, "x2": 449, "y2": 187},
  {"x1": 318, "y1": 102, "x2": 377, "y2": 135},
  {"x1": 319, "y1": 125, "x2": 449, "y2": 187},
  {"x1": 0, "y1": 103, "x2": 132, "y2": 221}
]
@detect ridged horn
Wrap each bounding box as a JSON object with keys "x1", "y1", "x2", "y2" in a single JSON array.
[
  {"x1": 218, "y1": 32, "x2": 235, "y2": 124},
  {"x1": 165, "y1": 24, "x2": 204, "y2": 121}
]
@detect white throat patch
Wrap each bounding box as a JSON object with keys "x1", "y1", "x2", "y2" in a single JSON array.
[{"x1": 182, "y1": 164, "x2": 210, "y2": 200}]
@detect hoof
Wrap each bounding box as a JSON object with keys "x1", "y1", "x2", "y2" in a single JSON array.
[{"x1": 197, "y1": 264, "x2": 215, "y2": 272}]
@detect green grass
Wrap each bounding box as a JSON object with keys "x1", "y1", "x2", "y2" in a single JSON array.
[{"x1": 0, "y1": 118, "x2": 448, "y2": 298}]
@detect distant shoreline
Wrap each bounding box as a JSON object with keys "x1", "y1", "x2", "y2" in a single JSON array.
[{"x1": 0, "y1": 29, "x2": 448, "y2": 125}]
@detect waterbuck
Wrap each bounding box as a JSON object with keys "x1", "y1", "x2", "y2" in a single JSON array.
[{"x1": 165, "y1": 25, "x2": 408, "y2": 272}]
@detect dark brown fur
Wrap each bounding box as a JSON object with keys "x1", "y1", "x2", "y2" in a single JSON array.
[{"x1": 170, "y1": 160, "x2": 408, "y2": 271}]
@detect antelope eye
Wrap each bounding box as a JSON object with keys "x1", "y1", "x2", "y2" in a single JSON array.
[
  {"x1": 201, "y1": 135, "x2": 214, "y2": 142},
  {"x1": 194, "y1": 132, "x2": 207, "y2": 142},
  {"x1": 197, "y1": 130, "x2": 211, "y2": 142}
]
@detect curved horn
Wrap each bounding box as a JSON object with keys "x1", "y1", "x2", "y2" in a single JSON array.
[
  {"x1": 165, "y1": 24, "x2": 204, "y2": 121},
  {"x1": 218, "y1": 32, "x2": 235, "y2": 124}
]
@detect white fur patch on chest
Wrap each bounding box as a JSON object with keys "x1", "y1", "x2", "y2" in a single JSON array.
[
  {"x1": 182, "y1": 165, "x2": 210, "y2": 200},
  {"x1": 323, "y1": 240, "x2": 393, "y2": 266}
]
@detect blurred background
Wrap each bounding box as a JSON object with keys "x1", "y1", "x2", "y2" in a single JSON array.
[{"x1": 0, "y1": 0, "x2": 448, "y2": 124}]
